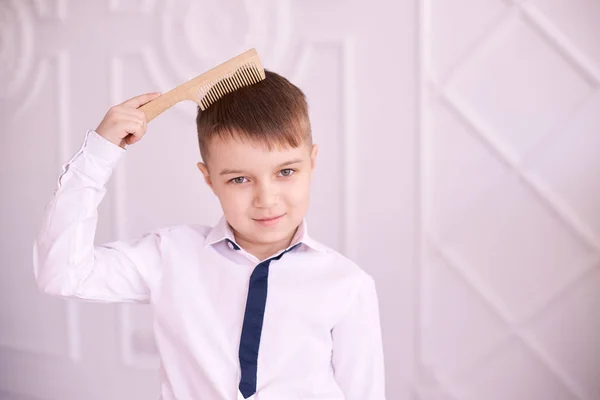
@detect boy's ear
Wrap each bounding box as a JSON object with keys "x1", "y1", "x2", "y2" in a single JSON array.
[
  {"x1": 310, "y1": 144, "x2": 318, "y2": 171},
  {"x1": 197, "y1": 162, "x2": 213, "y2": 189}
]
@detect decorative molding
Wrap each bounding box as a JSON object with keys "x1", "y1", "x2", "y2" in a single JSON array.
[
  {"x1": 421, "y1": 0, "x2": 600, "y2": 397},
  {"x1": 434, "y1": 5, "x2": 515, "y2": 87},
  {"x1": 415, "y1": 0, "x2": 430, "y2": 391},
  {"x1": 427, "y1": 236, "x2": 598, "y2": 399},
  {"x1": 1, "y1": 0, "x2": 35, "y2": 99},
  {"x1": 32, "y1": 0, "x2": 67, "y2": 19},
  {"x1": 108, "y1": 56, "x2": 148, "y2": 369},
  {"x1": 520, "y1": 2, "x2": 600, "y2": 87},
  {"x1": 13, "y1": 58, "x2": 48, "y2": 120},
  {"x1": 57, "y1": 49, "x2": 83, "y2": 363},
  {"x1": 65, "y1": 300, "x2": 82, "y2": 362},
  {"x1": 340, "y1": 38, "x2": 358, "y2": 260},
  {"x1": 159, "y1": 0, "x2": 293, "y2": 87},
  {"x1": 117, "y1": 305, "x2": 160, "y2": 369},
  {"x1": 0, "y1": 49, "x2": 81, "y2": 362},
  {"x1": 439, "y1": 90, "x2": 600, "y2": 254}
]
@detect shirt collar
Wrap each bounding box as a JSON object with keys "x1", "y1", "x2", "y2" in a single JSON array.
[{"x1": 204, "y1": 215, "x2": 328, "y2": 254}]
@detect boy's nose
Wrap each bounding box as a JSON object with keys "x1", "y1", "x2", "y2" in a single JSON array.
[{"x1": 253, "y1": 183, "x2": 279, "y2": 208}]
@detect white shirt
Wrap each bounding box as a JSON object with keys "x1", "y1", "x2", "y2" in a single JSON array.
[{"x1": 33, "y1": 130, "x2": 386, "y2": 400}]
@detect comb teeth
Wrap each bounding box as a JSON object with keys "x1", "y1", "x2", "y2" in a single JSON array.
[{"x1": 197, "y1": 61, "x2": 264, "y2": 110}]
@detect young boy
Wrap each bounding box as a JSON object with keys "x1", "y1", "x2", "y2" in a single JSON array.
[{"x1": 33, "y1": 70, "x2": 386, "y2": 400}]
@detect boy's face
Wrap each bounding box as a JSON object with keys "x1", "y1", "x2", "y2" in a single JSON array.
[{"x1": 197, "y1": 133, "x2": 318, "y2": 249}]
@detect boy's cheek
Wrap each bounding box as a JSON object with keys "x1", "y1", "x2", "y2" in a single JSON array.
[
  {"x1": 291, "y1": 177, "x2": 312, "y2": 197},
  {"x1": 221, "y1": 189, "x2": 251, "y2": 210},
  {"x1": 284, "y1": 185, "x2": 311, "y2": 209}
]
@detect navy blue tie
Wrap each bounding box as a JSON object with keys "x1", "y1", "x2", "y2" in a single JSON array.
[{"x1": 238, "y1": 243, "x2": 300, "y2": 398}]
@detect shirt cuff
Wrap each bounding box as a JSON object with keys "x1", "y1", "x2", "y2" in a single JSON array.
[
  {"x1": 84, "y1": 129, "x2": 126, "y2": 167},
  {"x1": 60, "y1": 130, "x2": 125, "y2": 186}
]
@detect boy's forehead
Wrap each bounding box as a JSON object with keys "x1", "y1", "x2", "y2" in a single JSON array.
[{"x1": 206, "y1": 135, "x2": 309, "y2": 168}]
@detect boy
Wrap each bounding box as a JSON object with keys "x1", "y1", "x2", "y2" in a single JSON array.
[{"x1": 33, "y1": 70, "x2": 386, "y2": 399}]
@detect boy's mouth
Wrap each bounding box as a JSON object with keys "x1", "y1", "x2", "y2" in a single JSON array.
[{"x1": 253, "y1": 214, "x2": 285, "y2": 227}]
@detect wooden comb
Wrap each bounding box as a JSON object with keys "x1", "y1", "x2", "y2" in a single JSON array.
[{"x1": 138, "y1": 48, "x2": 265, "y2": 122}]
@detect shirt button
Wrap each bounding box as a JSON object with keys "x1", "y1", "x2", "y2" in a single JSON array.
[{"x1": 228, "y1": 241, "x2": 234, "y2": 249}]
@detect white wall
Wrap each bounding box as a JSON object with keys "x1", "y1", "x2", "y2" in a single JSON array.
[
  {"x1": 420, "y1": 1, "x2": 600, "y2": 399},
  {"x1": 0, "y1": 0, "x2": 598, "y2": 399}
]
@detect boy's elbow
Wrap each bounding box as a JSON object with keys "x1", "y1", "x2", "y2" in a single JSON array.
[
  {"x1": 33, "y1": 261, "x2": 73, "y2": 297},
  {"x1": 32, "y1": 241, "x2": 75, "y2": 297},
  {"x1": 34, "y1": 272, "x2": 70, "y2": 296}
]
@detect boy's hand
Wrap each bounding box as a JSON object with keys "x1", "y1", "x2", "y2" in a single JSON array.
[{"x1": 95, "y1": 92, "x2": 162, "y2": 149}]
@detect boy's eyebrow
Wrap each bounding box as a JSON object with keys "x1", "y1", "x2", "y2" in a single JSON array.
[
  {"x1": 219, "y1": 168, "x2": 245, "y2": 176},
  {"x1": 219, "y1": 159, "x2": 304, "y2": 176},
  {"x1": 276, "y1": 159, "x2": 303, "y2": 168}
]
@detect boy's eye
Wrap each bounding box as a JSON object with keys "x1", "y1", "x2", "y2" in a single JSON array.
[
  {"x1": 230, "y1": 177, "x2": 248, "y2": 184},
  {"x1": 279, "y1": 169, "x2": 294, "y2": 177}
]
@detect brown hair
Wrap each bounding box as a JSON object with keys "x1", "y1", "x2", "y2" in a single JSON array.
[{"x1": 196, "y1": 69, "x2": 311, "y2": 162}]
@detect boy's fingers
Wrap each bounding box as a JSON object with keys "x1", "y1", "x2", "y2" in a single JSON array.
[
  {"x1": 121, "y1": 92, "x2": 162, "y2": 109},
  {"x1": 126, "y1": 134, "x2": 138, "y2": 145},
  {"x1": 120, "y1": 108, "x2": 147, "y2": 124},
  {"x1": 125, "y1": 120, "x2": 144, "y2": 136}
]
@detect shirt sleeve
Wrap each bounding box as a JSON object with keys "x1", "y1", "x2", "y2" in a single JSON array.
[
  {"x1": 331, "y1": 274, "x2": 387, "y2": 399},
  {"x1": 32, "y1": 129, "x2": 164, "y2": 303}
]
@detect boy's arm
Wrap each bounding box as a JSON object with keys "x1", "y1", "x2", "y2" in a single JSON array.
[
  {"x1": 33, "y1": 128, "x2": 163, "y2": 303},
  {"x1": 33, "y1": 92, "x2": 163, "y2": 303},
  {"x1": 331, "y1": 274, "x2": 386, "y2": 399}
]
